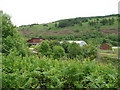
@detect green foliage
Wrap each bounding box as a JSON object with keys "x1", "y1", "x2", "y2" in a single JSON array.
[
  {"x1": 35, "y1": 40, "x2": 97, "y2": 60},
  {"x1": 68, "y1": 42, "x2": 81, "y2": 58},
  {"x1": 3, "y1": 33, "x2": 30, "y2": 55},
  {"x1": 2, "y1": 12, "x2": 30, "y2": 56},
  {"x1": 53, "y1": 46, "x2": 65, "y2": 59},
  {"x1": 58, "y1": 19, "x2": 81, "y2": 28},
  {"x1": 2, "y1": 13, "x2": 16, "y2": 38},
  {"x1": 61, "y1": 41, "x2": 70, "y2": 53},
  {"x1": 49, "y1": 40, "x2": 61, "y2": 49},
  {"x1": 30, "y1": 45, "x2": 36, "y2": 48},
  {"x1": 82, "y1": 45, "x2": 97, "y2": 59},
  {"x1": 36, "y1": 40, "x2": 51, "y2": 56},
  {"x1": 2, "y1": 53, "x2": 118, "y2": 88},
  {"x1": 100, "y1": 57, "x2": 120, "y2": 68},
  {"x1": 0, "y1": 11, "x2": 2, "y2": 37}
]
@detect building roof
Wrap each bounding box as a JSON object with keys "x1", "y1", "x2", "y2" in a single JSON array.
[
  {"x1": 27, "y1": 38, "x2": 46, "y2": 43},
  {"x1": 60, "y1": 40, "x2": 87, "y2": 46},
  {"x1": 100, "y1": 43, "x2": 111, "y2": 50}
]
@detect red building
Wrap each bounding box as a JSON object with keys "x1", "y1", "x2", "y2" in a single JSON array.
[
  {"x1": 27, "y1": 38, "x2": 46, "y2": 45},
  {"x1": 100, "y1": 43, "x2": 111, "y2": 50}
]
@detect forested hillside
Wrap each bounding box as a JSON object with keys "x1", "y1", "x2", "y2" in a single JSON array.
[{"x1": 18, "y1": 14, "x2": 119, "y2": 46}]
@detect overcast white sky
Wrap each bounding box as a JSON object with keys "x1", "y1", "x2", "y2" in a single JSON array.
[{"x1": 0, "y1": 0, "x2": 119, "y2": 26}]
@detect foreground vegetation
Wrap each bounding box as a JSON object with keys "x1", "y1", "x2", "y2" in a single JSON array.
[
  {"x1": 1, "y1": 11, "x2": 119, "y2": 88},
  {"x1": 2, "y1": 53, "x2": 119, "y2": 88}
]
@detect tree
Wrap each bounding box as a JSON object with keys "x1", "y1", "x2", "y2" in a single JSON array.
[
  {"x1": 53, "y1": 46, "x2": 65, "y2": 59},
  {"x1": 49, "y1": 40, "x2": 61, "y2": 49},
  {"x1": 61, "y1": 41, "x2": 70, "y2": 53},
  {"x1": 82, "y1": 45, "x2": 97, "y2": 59},
  {"x1": 37, "y1": 40, "x2": 51, "y2": 56},
  {"x1": 2, "y1": 13, "x2": 16, "y2": 38},
  {"x1": 2, "y1": 11, "x2": 29, "y2": 56},
  {"x1": 68, "y1": 42, "x2": 81, "y2": 58},
  {"x1": 0, "y1": 11, "x2": 2, "y2": 52}
]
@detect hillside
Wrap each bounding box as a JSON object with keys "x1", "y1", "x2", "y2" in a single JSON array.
[{"x1": 17, "y1": 14, "x2": 119, "y2": 46}]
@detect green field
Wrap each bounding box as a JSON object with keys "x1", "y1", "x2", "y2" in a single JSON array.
[{"x1": 99, "y1": 49, "x2": 118, "y2": 59}]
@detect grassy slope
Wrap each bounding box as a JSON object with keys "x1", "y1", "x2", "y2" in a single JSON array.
[{"x1": 17, "y1": 14, "x2": 118, "y2": 39}]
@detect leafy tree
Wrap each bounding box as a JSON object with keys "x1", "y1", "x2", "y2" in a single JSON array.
[
  {"x1": 2, "y1": 13, "x2": 16, "y2": 38},
  {"x1": 68, "y1": 42, "x2": 81, "y2": 58},
  {"x1": 49, "y1": 40, "x2": 61, "y2": 49},
  {"x1": 82, "y1": 45, "x2": 97, "y2": 59},
  {"x1": 3, "y1": 34, "x2": 29, "y2": 56},
  {"x1": 37, "y1": 40, "x2": 51, "y2": 56},
  {"x1": 53, "y1": 46, "x2": 65, "y2": 59},
  {"x1": 61, "y1": 41, "x2": 70, "y2": 53},
  {"x1": 2, "y1": 12, "x2": 29, "y2": 56}
]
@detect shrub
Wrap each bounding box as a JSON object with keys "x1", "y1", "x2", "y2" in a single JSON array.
[
  {"x1": 30, "y1": 45, "x2": 36, "y2": 48},
  {"x1": 68, "y1": 42, "x2": 81, "y2": 58},
  {"x1": 36, "y1": 40, "x2": 51, "y2": 56},
  {"x1": 82, "y1": 45, "x2": 97, "y2": 59},
  {"x1": 53, "y1": 46, "x2": 65, "y2": 59},
  {"x1": 61, "y1": 41, "x2": 70, "y2": 53},
  {"x1": 49, "y1": 40, "x2": 61, "y2": 49}
]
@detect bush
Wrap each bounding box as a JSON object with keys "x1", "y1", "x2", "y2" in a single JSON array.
[
  {"x1": 68, "y1": 42, "x2": 81, "y2": 58},
  {"x1": 30, "y1": 45, "x2": 36, "y2": 48},
  {"x1": 61, "y1": 41, "x2": 70, "y2": 53},
  {"x1": 53, "y1": 46, "x2": 65, "y2": 59},
  {"x1": 82, "y1": 45, "x2": 97, "y2": 59},
  {"x1": 49, "y1": 40, "x2": 61, "y2": 49},
  {"x1": 36, "y1": 40, "x2": 51, "y2": 56}
]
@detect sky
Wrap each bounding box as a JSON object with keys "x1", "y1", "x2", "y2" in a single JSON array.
[{"x1": 0, "y1": 0, "x2": 119, "y2": 26}]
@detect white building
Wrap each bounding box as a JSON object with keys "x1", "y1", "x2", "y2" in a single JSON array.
[
  {"x1": 112, "y1": 47, "x2": 120, "y2": 49},
  {"x1": 60, "y1": 41, "x2": 87, "y2": 46}
]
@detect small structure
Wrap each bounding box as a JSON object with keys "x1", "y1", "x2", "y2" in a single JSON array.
[
  {"x1": 100, "y1": 43, "x2": 111, "y2": 50},
  {"x1": 60, "y1": 41, "x2": 87, "y2": 46},
  {"x1": 27, "y1": 38, "x2": 46, "y2": 46},
  {"x1": 112, "y1": 47, "x2": 120, "y2": 51},
  {"x1": 112, "y1": 47, "x2": 120, "y2": 49}
]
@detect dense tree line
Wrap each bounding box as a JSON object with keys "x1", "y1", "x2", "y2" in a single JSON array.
[
  {"x1": 34, "y1": 40, "x2": 97, "y2": 60},
  {"x1": 58, "y1": 18, "x2": 85, "y2": 28},
  {"x1": 88, "y1": 18, "x2": 115, "y2": 26},
  {"x1": 58, "y1": 16, "x2": 116, "y2": 28}
]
